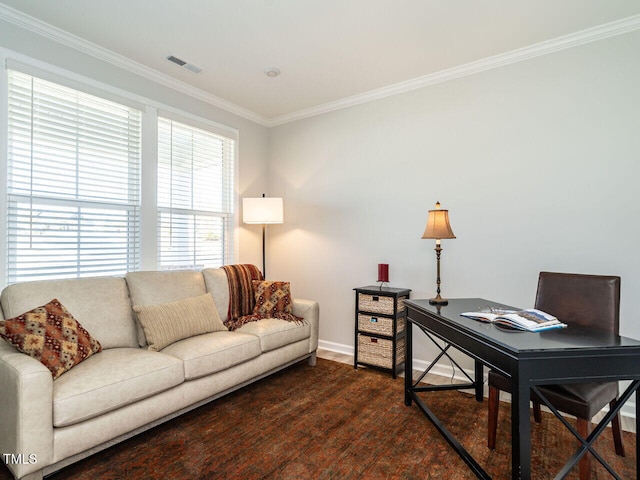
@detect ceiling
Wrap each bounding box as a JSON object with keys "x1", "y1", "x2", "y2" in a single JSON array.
[{"x1": 1, "y1": 1, "x2": 640, "y2": 125}]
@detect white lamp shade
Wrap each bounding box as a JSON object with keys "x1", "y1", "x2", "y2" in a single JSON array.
[{"x1": 243, "y1": 197, "x2": 283, "y2": 224}]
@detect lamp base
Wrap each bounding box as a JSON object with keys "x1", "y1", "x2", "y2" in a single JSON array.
[{"x1": 429, "y1": 294, "x2": 448, "y2": 306}]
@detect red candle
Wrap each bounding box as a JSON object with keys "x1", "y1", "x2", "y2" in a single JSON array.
[{"x1": 377, "y1": 264, "x2": 389, "y2": 283}]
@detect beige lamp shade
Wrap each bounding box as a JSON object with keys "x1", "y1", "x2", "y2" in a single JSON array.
[
  {"x1": 422, "y1": 202, "x2": 455, "y2": 239},
  {"x1": 243, "y1": 197, "x2": 283, "y2": 224}
]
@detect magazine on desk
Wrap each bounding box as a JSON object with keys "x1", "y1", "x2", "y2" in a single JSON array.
[{"x1": 460, "y1": 308, "x2": 567, "y2": 332}]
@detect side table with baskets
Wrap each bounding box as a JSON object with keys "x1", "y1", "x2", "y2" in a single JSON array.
[{"x1": 354, "y1": 285, "x2": 411, "y2": 378}]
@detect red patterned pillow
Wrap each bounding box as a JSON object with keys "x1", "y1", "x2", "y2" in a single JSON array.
[
  {"x1": 251, "y1": 281, "x2": 303, "y2": 323},
  {"x1": 0, "y1": 299, "x2": 102, "y2": 379}
]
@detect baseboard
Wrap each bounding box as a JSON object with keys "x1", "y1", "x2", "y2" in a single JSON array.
[
  {"x1": 318, "y1": 339, "x2": 353, "y2": 356},
  {"x1": 317, "y1": 339, "x2": 637, "y2": 422}
]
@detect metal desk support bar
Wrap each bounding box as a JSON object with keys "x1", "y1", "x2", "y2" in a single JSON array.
[
  {"x1": 543, "y1": 380, "x2": 640, "y2": 480},
  {"x1": 405, "y1": 318, "x2": 489, "y2": 478},
  {"x1": 411, "y1": 323, "x2": 479, "y2": 394}
]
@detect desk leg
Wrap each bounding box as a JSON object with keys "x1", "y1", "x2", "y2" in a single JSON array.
[
  {"x1": 404, "y1": 321, "x2": 413, "y2": 406},
  {"x1": 474, "y1": 359, "x2": 483, "y2": 402},
  {"x1": 637, "y1": 392, "x2": 639, "y2": 477},
  {"x1": 512, "y1": 375, "x2": 531, "y2": 480}
]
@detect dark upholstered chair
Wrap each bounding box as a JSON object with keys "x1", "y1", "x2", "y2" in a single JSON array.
[{"x1": 487, "y1": 272, "x2": 625, "y2": 480}]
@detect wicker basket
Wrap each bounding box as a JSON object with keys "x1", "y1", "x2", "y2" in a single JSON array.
[
  {"x1": 357, "y1": 334, "x2": 405, "y2": 369},
  {"x1": 357, "y1": 314, "x2": 405, "y2": 336},
  {"x1": 358, "y1": 293, "x2": 407, "y2": 315}
]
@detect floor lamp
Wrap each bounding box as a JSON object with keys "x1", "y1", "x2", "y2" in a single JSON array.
[{"x1": 242, "y1": 194, "x2": 283, "y2": 278}]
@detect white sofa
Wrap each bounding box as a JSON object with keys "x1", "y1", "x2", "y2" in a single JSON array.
[{"x1": 0, "y1": 269, "x2": 319, "y2": 480}]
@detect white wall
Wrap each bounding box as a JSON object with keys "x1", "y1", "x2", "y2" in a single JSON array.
[
  {"x1": 2, "y1": 13, "x2": 640, "y2": 383},
  {"x1": 268, "y1": 30, "x2": 640, "y2": 372},
  {"x1": 0, "y1": 18, "x2": 270, "y2": 268}
]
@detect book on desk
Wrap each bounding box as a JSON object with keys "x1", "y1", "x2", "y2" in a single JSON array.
[{"x1": 460, "y1": 308, "x2": 567, "y2": 332}]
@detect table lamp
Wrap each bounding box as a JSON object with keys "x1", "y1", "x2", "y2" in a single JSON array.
[
  {"x1": 243, "y1": 194, "x2": 283, "y2": 278},
  {"x1": 421, "y1": 201, "x2": 456, "y2": 305}
]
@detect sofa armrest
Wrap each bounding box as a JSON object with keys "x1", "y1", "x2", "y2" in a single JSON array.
[
  {"x1": 0, "y1": 341, "x2": 53, "y2": 479},
  {"x1": 292, "y1": 299, "x2": 319, "y2": 354}
]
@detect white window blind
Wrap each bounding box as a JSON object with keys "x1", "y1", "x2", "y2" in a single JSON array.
[
  {"x1": 6, "y1": 70, "x2": 142, "y2": 282},
  {"x1": 157, "y1": 117, "x2": 234, "y2": 270}
]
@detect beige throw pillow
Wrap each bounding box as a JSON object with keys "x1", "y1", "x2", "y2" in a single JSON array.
[{"x1": 133, "y1": 294, "x2": 226, "y2": 351}]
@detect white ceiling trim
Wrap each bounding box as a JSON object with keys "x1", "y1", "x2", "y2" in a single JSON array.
[
  {"x1": 268, "y1": 13, "x2": 640, "y2": 127},
  {"x1": 1, "y1": 4, "x2": 640, "y2": 128},
  {"x1": 0, "y1": 3, "x2": 270, "y2": 126}
]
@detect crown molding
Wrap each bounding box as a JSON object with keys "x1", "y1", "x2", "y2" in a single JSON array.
[
  {"x1": 267, "y1": 13, "x2": 640, "y2": 127},
  {"x1": 1, "y1": 4, "x2": 639, "y2": 128},
  {"x1": 0, "y1": 3, "x2": 271, "y2": 127}
]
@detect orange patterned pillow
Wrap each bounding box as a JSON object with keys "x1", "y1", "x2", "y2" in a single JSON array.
[
  {"x1": 251, "y1": 281, "x2": 303, "y2": 322},
  {"x1": 0, "y1": 299, "x2": 102, "y2": 379}
]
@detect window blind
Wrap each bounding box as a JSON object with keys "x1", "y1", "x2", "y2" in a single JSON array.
[
  {"x1": 157, "y1": 117, "x2": 234, "y2": 270},
  {"x1": 6, "y1": 70, "x2": 142, "y2": 282}
]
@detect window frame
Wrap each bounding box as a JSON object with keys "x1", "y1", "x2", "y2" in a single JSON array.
[
  {"x1": 0, "y1": 49, "x2": 239, "y2": 288},
  {"x1": 156, "y1": 113, "x2": 236, "y2": 270},
  {"x1": 5, "y1": 68, "x2": 144, "y2": 283}
]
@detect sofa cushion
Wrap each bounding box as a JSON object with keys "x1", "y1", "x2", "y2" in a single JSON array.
[
  {"x1": 133, "y1": 294, "x2": 227, "y2": 351},
  {"x1": 202, "y1": 268, "x2": 230, "y2": 323},
  {"x1": 237, "y1": 318, "x2": 311, "y2": 352},
  {"x1": 0, "y1": 276, "x2": 138, "y2": 349},
  {"x1": 53, "y1": 348, "x2": 184, "y2": 427},
  {"x1": 126, "y1": 270, "x2": 207, "y2": 305},
  {"x1": 0, "y1": 299, "x2": 102, "y2": 379},
  {"x1": 161, "y1": 331, "x2": 261, "y2": 380}
]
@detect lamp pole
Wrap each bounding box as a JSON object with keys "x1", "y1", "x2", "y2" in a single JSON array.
[
  {"x1": 261, "y1": 222, "x2": 266, "y2": 278},
  {"x1": 429, "y1": 241, "x2": 447, "y2": 305}
]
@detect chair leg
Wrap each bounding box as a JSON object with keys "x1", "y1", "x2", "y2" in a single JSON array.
[
  {"x1": 610, "y1": 401, "x2": 625, "y2": 457},
  {"x1": 577, "y1": 418, "x2": 591, "y2": 480},
  {"x1": 488, "y1": 385, "x2": 499, "y2": 449},
  {"x1": 533, "y1": 400, "x2": 542, "y2": 423}
]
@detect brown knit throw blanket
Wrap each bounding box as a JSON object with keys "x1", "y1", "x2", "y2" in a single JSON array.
[{"x1": 221, "y1": 264, "x2": 264, "y2": 331}]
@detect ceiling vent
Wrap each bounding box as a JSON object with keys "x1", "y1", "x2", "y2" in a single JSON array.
[{"x1": 166, "y1": 55, "x2": 203, "y2": 74}]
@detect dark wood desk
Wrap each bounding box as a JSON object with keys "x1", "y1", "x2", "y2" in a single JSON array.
[{"x1": 404, "y1": 298, "x2": 640, "y2": 480}]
